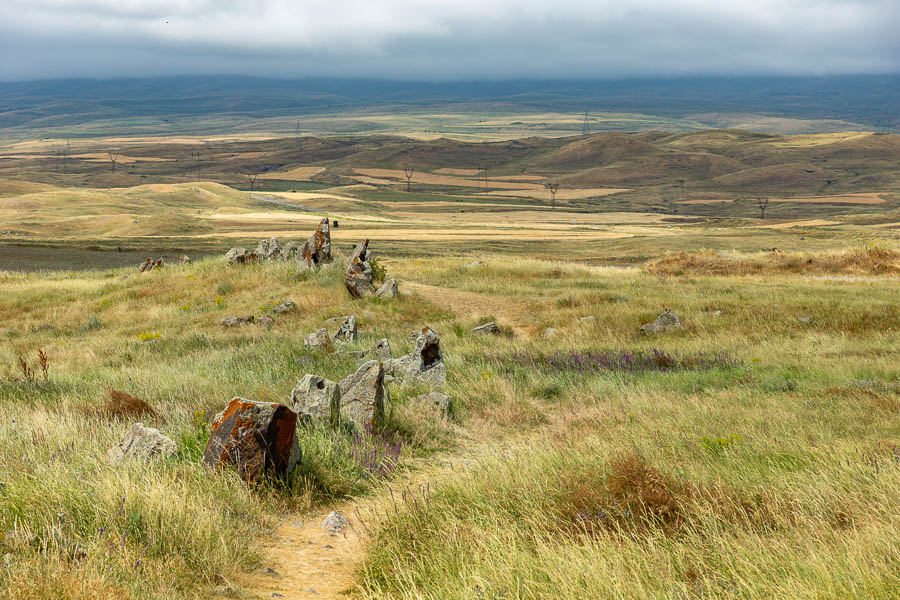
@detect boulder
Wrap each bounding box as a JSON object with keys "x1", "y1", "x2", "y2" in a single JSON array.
[
  {"x1": 290, "y1": 374, "x2": 341, "y2": 427},
  {"x1": 298, "y1": 218, "x2": 333, "y2": 271},
  {"x1": 391, "y1": 327, "x2": 445, "y2": 389},
  {"x1": 282, "y1": 241, "x2": 300, "y2": 260},
  {"x1": 338, "y1": 361, "x2": 386, "y2": 430},
  {"x1": 541, "y1": 327, "x2": 558, "y2": 339},
  {"x1": 409, "y1": 392, "x2": 451, "y2": 415},
  {"x1": 640, "y1": 309, "x2": 682, "y2": 335},
  {"x1": 221, "y1": 315, "x2": 255, "y2": 327},
  {"x1": 201, "y1": 397, "x2": 300, "y2": 484},
  {"x1": 344, "y1": 239, "x2": 377, "y2": 298},
  {"x1": 370, "y1": 338, "x2": 392, "y2": 361},
  {"x1": 257, "y1": 314, "x2": 275, "y2": 328},
  {"x1": 107, "y1": 422, "x2": 176, "y2": 464},
  {"x1": 225, "y1": 247, "x2": 256, "y2": 264},
  {"x1": 304, "y1": 328, "x2": 333, "y2": 351},
  {"x1": 332, "y1": 315, "x2": 358, "y2": 343},
  {"x1": 139, "y1": 257, "x2": 164, "y2": 272},
  {"x1": 322, "y1": 511, "x2": 350, "y2": 536},
  {"x1": 472, "y1": 322, "x2": 499, "y2": 335},
  {"x1": 255, "y1": 238, "x2": 282, "y2": 260},
  {"x1": 376, "y1": 278, "x2": 399, "y2": 299},
  {"x1": 273, "y1": 300, "x2": 297, "y2": 314}
]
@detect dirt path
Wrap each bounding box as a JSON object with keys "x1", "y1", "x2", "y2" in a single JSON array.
[{"x1": 401, "y1": 280, "x2": 537, "y2": 339}]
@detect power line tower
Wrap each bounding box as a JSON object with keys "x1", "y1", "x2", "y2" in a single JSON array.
[{"x1": 582, "y1": 110, "x2": 590, "y2": 136}]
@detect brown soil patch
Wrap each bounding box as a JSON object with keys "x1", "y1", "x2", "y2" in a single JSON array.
[
  {"x1": 770, "y1": 193, "x2": 886, "y2": 205},
  {"x1": 757, "y1": 219, "x2": 841, "y2": 229},
  {"x1": 477, "y1": 188, "x2": 630, "y2": 200},
  {"x1": 259, "y1": 167, "x2": 326, "y2": 181}
]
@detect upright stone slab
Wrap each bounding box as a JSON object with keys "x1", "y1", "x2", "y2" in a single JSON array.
[
  {"x1": 344, "y1": 239, "x2": 377, "y2": 298},
  {"x1": 290, "y1": 374, "x2": 341, "y2": 427},
  {"x1": 338, "y1": 361, "x2": 386, "y2": 430},
  {"x1": 108, "y1": 422, "x2": 176, "y2": 464},
  {"x1": 298, "y1": 218, "x2": 333, "y2": 270},
  {"x1": 255, "y1": 238, "x2": 282, "y2": 260},
  {"x1": 333, "y1": 315, "x2": 358, "y2": 343},
  {"x1": 201, "y1": 398, "x2": 300, "y2": 484},
  {"x1": 405, "y1": 327, "x2": 446, "y2": 388}
]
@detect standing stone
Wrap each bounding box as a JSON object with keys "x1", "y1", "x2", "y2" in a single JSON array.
[
  {"x1": 640, "y1": 309, "x2": 682, "y2": 335},
  {"x1": 255, "y1": 238, "x2": 282, "y2": 260},
  {"x1": 338, "y1": 361, "x2": 386, "y2": 430},
  {"x1": 282, "y1": 241, "x2": 300, "y2": 260},
  {"x1": 344, "y1": 239, "x2": 377, "y2": 298},
  {"x1": 138, "y1": 258, "x2": 153, "y2": 272},
  {"x1": 298, "y1": 218, "x2": 333, "y2": 271},
  {"x1": 370, "y1": 338, "x2": 392, "y2": 361},
  {"x1": 225, "y1": 247, "x2": 256, "y2": 264},
  {"x1": 399, "y1": 327, "x2": 445, "y2": 389},
  {"x1": 304, "y1": 328, "x2": 333, "y2": 351},
  {"x1": 376, "y1": 278, "x2": 399, "y2": 299},
  {"x1": 290, "y1": 375, "x2": 341, "y2": 427},
  {"x1": 107, "y1": 422, "x2": 176, "y2": 464},
  {"x1": 201, "y1": 398, "x2": 300, "y2": 484},
  {"x1": 332, "y1": 315, "x2": 358, "y2": 343}
]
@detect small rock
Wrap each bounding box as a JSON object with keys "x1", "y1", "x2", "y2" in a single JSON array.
[
  {"x1": 272, "y1": 594, "x2": 285, "y2": 598},
  {"x1": 220, "y1": 315, "x2": 254, "y2": 327},
  {"x1": 264, "y1": 567, "x2": 281, "y2": 578},
  {"x1": 304, "y1": 328, "x2": 333, "y2": 351},
  {"x1": 712, "y1": 310, "x2": 723, "y2": 317},
  {"x1": 409, "y1": 392, "x2": 451, "y2": 415},
  {"x1": 541, "y1": 327, "x2": 558, "y2": 339},
  {"x1": 472, "y1": 322, "x2": 500, "y2": 335},
  {"x1": 107, "y1": 422, "x2": 176, "y2": 464},
  {"x1": 609, "y1": 294, "x2": 630, "y2": 303},
  {"x1": 273, "y1": 300, "x2": 297, "y2": 314},
  {"x1": 376, "y1": 278, "x2": 399, "y2": 299},
  {"x1": 290, "y1": 374, "x2": 341, "y2": 427},
  {"x1": 640, "y1": 309, "x2": 682, "y2": 335},
  {"x1": 463, "y1": 261, "x2": 484, "y2": 269},
  {"x1": 578, "y1": 316, "x2": 596, "y2": 324},
  {"x1": 332, "y1": 315, "x2": 358, "y2": 343},
  {"x1": 138, "y1": 257, "x2": 165, "y2": 272},
  {"x1": 321, "y1": 511, "x2": 350, "y2": 536},
  {"x1": 798, "y1": 315, "x2": 813, "y2": 324},
  {"x1": 257, "y1": 315, "x2": 275, "y2": 328}
]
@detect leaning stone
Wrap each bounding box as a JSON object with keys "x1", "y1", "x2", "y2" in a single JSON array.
[
  {"x1": 409, "y1": 392, "x2": 451, "y2": 415},
  {"x1": 332, "y1": 315, "x2": 358, "y2": 343},
  {"x1": 321, "y1": 511, "x2": 350, "y2": 536},
  {"x1": 273, "y1": 300, "x2": 297, "y2": 314},
  {"x1": 304, "y1": 328, "x2": 333, "y2": 351},
  {"x1": 472, "y1": 322, "x2": 500, "y2": 335},
  {"x1": 338, "y1": 361, "x2": 386, "y2": 430},
  {"x1": 202, "y1": 397, "x2": 300, "y2": 484},
  {"x1": 344, "y1": 239, "x2": 377, "y2": 298},
  {"x1": 298, "y1": 218, "x2": 333, "y2": 271},
  {"x1": 376, "y1": 278, "x2": 399, "y2": 299},
  {"x1": 640, "y1": 309, "x2": 682, "y2": 335},
  {"x1": 107, "y1": 422, "x2": 176, "y2": 464},
  {"x1": 221, "y1": 315, "x2": 255, "y2": 327},
  {"x1": 255, "y1": 238, "x2": 282, "y2": 260},
  {"x1": 290, "y1": 375, "x2": 341, "y2": 427}
]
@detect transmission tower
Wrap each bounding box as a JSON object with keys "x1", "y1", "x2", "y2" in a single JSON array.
[{"x1": 582, "y1": 111, "x2": 590, "y2": 136}]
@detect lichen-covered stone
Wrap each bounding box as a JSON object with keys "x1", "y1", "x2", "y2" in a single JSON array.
[
  {"x1": 108, "y1": 422, "x2": 176, "y2": 464},
  {"x1": 409, "y1": 392, "x2": 451, "y2": 415},
  {"x1": 338, "y1": 361, "x2": 386, "y2": 430},
  {"x1": 304, "y1": 328, "x2": 333, "y2": 351},
  {"x1": 201, "y1": 397, "x2": 300, "y2": 484},
  {"x1": 344, "y1": 239, "x2": 377, "y2": 298},
  {"x1": 221, "y1": 315, "x2": 255, "y2": 327},
  {"x1": 225, "y1": 247, "x2": 256, "y2": 264},
  {"x1": 332, "y1": 315, "x2": 358, "y2": 343},
  {"x1": 298, "y1": 218, "x2": 333, "y2": 271},
  {"x1": 640, "y1": 309, "x2": 682, "y2": 335},
  {"x1": 290, "y1": 374, "x2": 341, "y2": 427},
  {"x1": 376, "y1": 278, "x2": 398, "y2": 299},
  {"x1": 255, "y1": 238, "x2": 283, "y2": 260}
]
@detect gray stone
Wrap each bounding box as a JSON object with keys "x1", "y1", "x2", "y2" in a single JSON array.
[
  {"x1": 640, "y1": 309, "x2": 682, "y2": 335},
  {"x1": 225, "y1": 247, "x2": 256, "y2": 264},
  {"x1": 282, "y1": 241, "x2": 300, "y2": 259},
  {"x1": 463, "y1": 261, "x2": 484, "y2": 270},
  {"x1": 332, "y1": 315, "x2": 358, "y2": 343},
  {"x1": 257, "y1": 315, "x2": 275, "y2": 328},
  {"x1": 712, "y1": 310, "x2": 723, "y2": 317},
  {"x1": 541, "y1": 327, "x2": 558, "y2": 339},
  {"x1": 255, "y1": 238, "x2": 283, "y2": 260},
  {"x1": 403, "y1": 327, "x2": 445, "y2": 389},
  {"x1": 370, "y1": 338, "x2": 392, "y2": 361},
  {"x1": 108, "y1": 422, "x2": 176, "y2": 464},
  {"x1": 304, "y1": 328, "x2": 333, "y2": 351},
  {"x1": 376, "y1": 278, "x2": 399, "y2": 299},
  {"x1": 472, "y1": 322, "x2": 500, "y2": 335},
  {"x1": 344, "y1": 239, "x2": 377, "y2": 298},
  {"x1": 338, "y1": 360, "x2": 386, "y2": 430},
  {"x1": 290, "y1": 375, "x2": 341, "y2": 427},
  {"x1": 220, "y1": 315, "x2": 254, "y2": 327},
  {"x1": 798, "y1": 315, "x2": 813, "y2": 324},
  {"x1": 321, "y1": 511, "x2": 350, "y2": 536},
  {"x1": 409, "y1": 392, "x2": 451, "y2": 415},
  {"x1": 273, "y1": 300, "x2": 297, "y2": 314},
  {"x1": 578, "y1": 316, "x2": 596, "y2": 324}
]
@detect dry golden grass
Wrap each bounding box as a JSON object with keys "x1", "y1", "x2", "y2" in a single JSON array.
[
  {"x1": 646, "y1": 247, "x2": 900, "y2": 276},
  {"x1": 770, "y1": 193, "x2": 886, "y2": 205},
  {"x1": 258, "y1": 166, "x2": 326, "y2": 181},
  {"x1": 353, "y1": 169, "x2": 543, "y2": 190}
]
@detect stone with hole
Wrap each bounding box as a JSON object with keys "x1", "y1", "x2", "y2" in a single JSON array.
[
  {"x1": 344, "y1": 239, "x2": 377, "y2": 298},
  {"x1": 290, "y1": 374, "x2": 341, "y2": 427}
]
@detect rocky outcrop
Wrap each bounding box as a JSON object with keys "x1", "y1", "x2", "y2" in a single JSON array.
[
  {"x1": 107, "y1": 422, "x2": 176, "y2": 464},
  {"x1": 640, "y1": 309, "x2": 682, "y2": 335},
  {"x1": 304, "y1": 328, "x2": 333, "y2": 351},
  {"x1": 298, "y1": 218, "x2": 333, "y2": 271},
  {"x1": 139, "y1": 257, "x2": 165, "y2": 272},
  {"x1": 201, "y1": 397, "x2": 300, "y2": 484},
  {"x1": 370, "y1": 338, "x2": 392, "y2": 361},
  {"x1": 290, "y1": 374, "x2": 341, "y2": 427},
  {"x1": 338, "y1": 361, "x2": 386, "y2": 430},
  {"x1": 344, "y1": 239, "x2": 377, "y2": 298},
  {"x1": 254, "y1": 238, "x2": 283, "y2": 260},
  {"x1": 472, "y1": 322, "x2": 499, "y2": 335},
  {"x1": 376, "y1": 278, "x2": 399, "y2": 299},
  {"x1": 225, "y1": 247, "x2": 256, "y2": 264},
  {"x1": 220, "y1": 315, "x2": 255, "y2": 327},
  {"x1": 332, "y1": 315, "x2": 358, "y2": 343}
]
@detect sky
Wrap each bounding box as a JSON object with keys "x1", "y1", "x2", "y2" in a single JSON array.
[{"x1": 0, "y1": 0, "x2": 898, "y2": 81}]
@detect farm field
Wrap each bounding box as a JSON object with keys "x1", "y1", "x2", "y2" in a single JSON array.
[{"x1": 0, "y1": 124, "x2": 899, "y2": 600}]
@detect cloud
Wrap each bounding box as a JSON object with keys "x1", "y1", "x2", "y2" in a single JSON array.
[{"x1": 0, "y1": 0, "x2": 897, "y2": 80}]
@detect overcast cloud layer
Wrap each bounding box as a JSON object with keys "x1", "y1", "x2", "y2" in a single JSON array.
[{"x1": 0, "y1": 0, "x2": 898, "y2": 81}]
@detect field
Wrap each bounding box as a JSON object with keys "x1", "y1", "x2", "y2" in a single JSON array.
[{"x1": 0, "y1": 117, "x2": 899, "y2": 600}]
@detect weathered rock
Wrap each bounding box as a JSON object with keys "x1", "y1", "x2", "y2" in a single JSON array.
[
  {"x1": 578, "y1": 316, "x2": 596, "y2": 324},
  {"x1": 370, "y1": 338, "x2": 392, "y2": 361},
  {"x1": 282, "y1": 241, "x2": 300, "y2": 259},
  {"x1": 375, "y1": 278, "x2": 399, "y2": 299},
  {"x1": 797, "y1": 315, "x2": 813, "y2": 324},
  {"x1": 202, "y1": 397, "x2": 300, "y2": 484},
  {"x1": 321, "y1": 511, "x2": 350, "y2": 536},
  {"x1": 472, "y1": 322, "x2": 500, "y2": 335},
  {"x1": 712, "y1": 310, "x2": 723, "y2": 317},
  {"x1": 332, "y1": 315, "x2": 358, "y2": 343},
  {"x1": 463, "y1": 261, "x2": 485, "y2": 270},
  {"x1": 541, "y1": 327, "x2": 558, "y2": 339},
  {"x1": 409, "y1": 392, "x2": 451, "y2": 415},
  {"x1": 403, "y1": 327, "x2": 446, "y2": 388},
  {"x1": 225, "y1": 247, "x2": 256, "y2": 264},
  {"x1": 179, "y1": 255, "x2": 192, "y2": 264},
  {"x1": 344, "y1": 239, "x2": 377, "y2": 298},
  {"x1": 338, "y1": 361, "x2": 386, "y2": 430},
  {"x1": 107, "y1": 422, "x2": 176, "y2": 464},
  {"x1": 290, "y1": 375, "x2": 341, "y2": 427},
  {"x1": 257, "y1": 314, "x2": 275, "y2": 328},
  {"x1": 139, "y1": 257, "x2": 165, "y2": 272},
  {"x1": 640, "y1": 309, "x2": 682, "y2": 335},
  {"x1": 255, "y1": 238, "x2": 283, "y2": 260},
  {"x1": 304, "y1": 328, "x2": 333, "y2": 351},
  {"x1": 298, "y1": 218, "x2": 333, "y2": 270},
  {"x1": 273, "y1": 300, "x2": 297, "y2": 314},
  {"x1": 221, "y1": 315, "x2": 255, "y2": 327}
]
